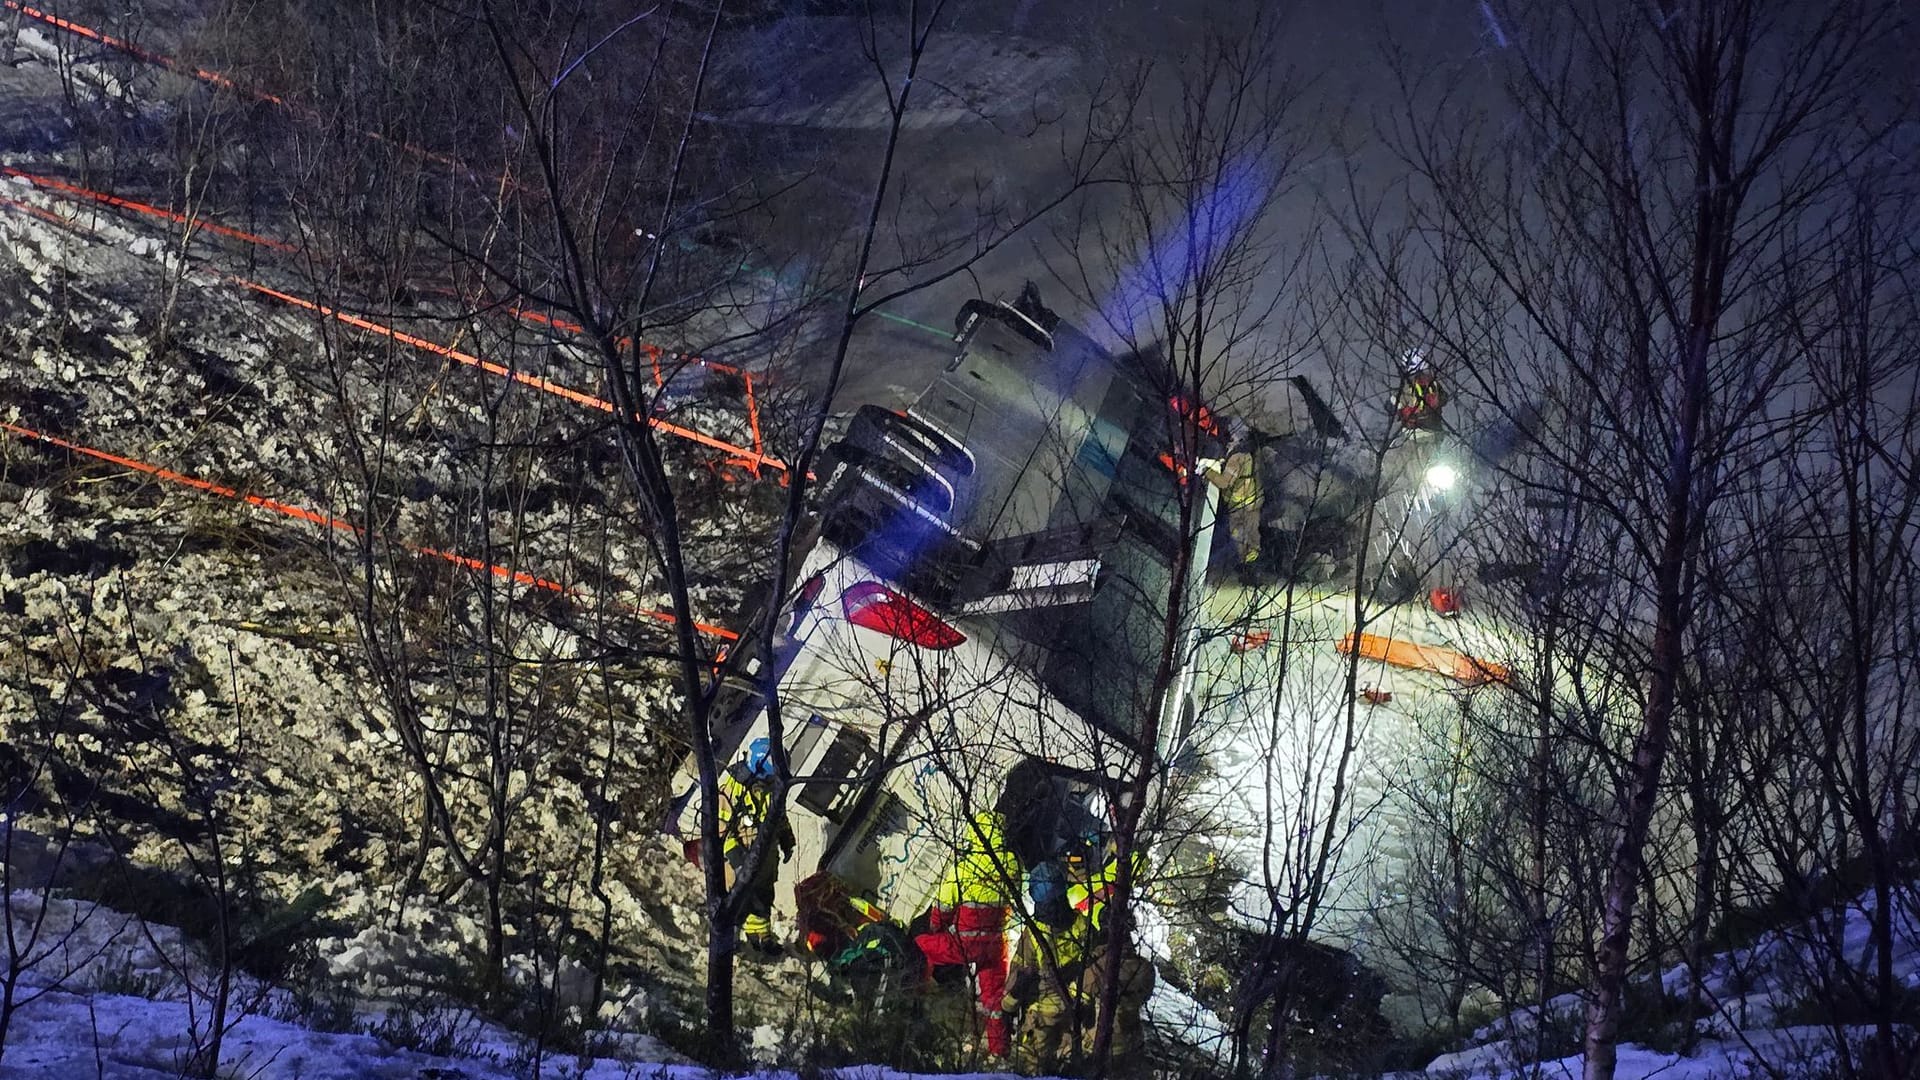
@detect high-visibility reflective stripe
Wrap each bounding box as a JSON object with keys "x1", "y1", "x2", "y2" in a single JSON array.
[{"x1": 0, "y1": 419, "x2": 738, "y2": 641}]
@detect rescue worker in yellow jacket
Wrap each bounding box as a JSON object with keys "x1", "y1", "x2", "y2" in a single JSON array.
[
  {"x1": 1396, "y1": 349, "x2": 1445, "y2": 432},
  {"x1": 1069, "y1": 843, "x2": 1147, "y2": 931},
  {"x1": 718, "y1": 737, "x2": 794, "y2": 956},
  {"x1": 915, "y1": 809, "x2": 1021, "y2": 1056}
]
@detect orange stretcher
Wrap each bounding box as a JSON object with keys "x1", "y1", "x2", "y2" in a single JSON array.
[{"x1": 1337, "y1": 632, "x2": 1511, "y2": 686}]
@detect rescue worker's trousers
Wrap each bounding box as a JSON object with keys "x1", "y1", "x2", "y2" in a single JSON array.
[
  {"x1": 1012, "y1": 991, "x2": 1077, "y2": 1074},
  {"x1": 723, "y1": 844, "x2": 777, "y2": 942},
  {"x1": 915, "y1": 903, "x2": 1010, "y2": 1056}
]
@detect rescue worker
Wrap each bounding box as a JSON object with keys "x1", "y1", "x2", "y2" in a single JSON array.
[
  {"x1": 1004, "y1": 850, "x2": 1096, "y2": 1073},
  {"x1": 1006, "y1": 889, "x2": 1155, "y2": 1075},
  {"x1": 1003, "y1": 909, "x2": 1092, "y2": 1074},
  {"x1": 915, "y1": 809, "x2": 1021, "y2": 1057},
  {"x1": 793, "y1": 870, "x2": 888, "y2": 958},
  {"x1": 718, "y1": 737, "x2": 794, "y2": 956},
  {"x1": 1068, "y1": 841, "x2": 1146, "y2": 931},
  {"x1": 1213, "y1": 444, "x2": 1263, "y2": 567},
  {"x1": 1075, "y1": 906, "x2": 1156, "y2": 1074},
  {"x1": 1396, "y1": 349, "x2": 1445, "y2": 433},
  {"x1": 1059, "y1": 840, "x2": 1157, "y2": 1070}
]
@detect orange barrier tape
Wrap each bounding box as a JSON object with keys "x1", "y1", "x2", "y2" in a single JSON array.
[
  {"x1": 0, "y1": 419, "x2": 738, "y2": 641},
  {"x1": 742, "y1": 372, "x2": 764, "y2": 459},
  {"x1": 3, "y1": 2, "x2": 468, "y2": 170},
  {"x1": 0, "y1": 191, "x2": 93, "y2": 231},
  {"x1": 1, "y1": 419, "x2": 354, "y2": 530},
  {"x1": 512, "y1": 308, "x2": 754, "y2": 388},
  {"x1": 507, "y1": 305, "x2": 766, "y2": 461},
  {"x1": 0, "y1": 172, "x2": 780, "y2": 476},
  {"x1": 2, "y1": 167, "x2": 295, "y2": 252},
  {"x1": 228, "y1": 277, "x2": 791, "y2": 474},
  {"x1": 1336, "y1": 632, "x2": 1511, "y2": 686},
  {"x1": 434, "y1": 299, "x2": 755, "y2": 385},
  {"x1": 3, "y1": 2, "x2": 268, "y2": 99}
]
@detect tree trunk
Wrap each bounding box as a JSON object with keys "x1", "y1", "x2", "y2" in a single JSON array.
[
  {"x1": 705, "y1": 913, "x2": 737, "y2": 1059},
  {"x1": 1583, "y1": 327, "x2": 1706, "y2": 1080},
  {"x1": 1260, "y1": 983, "x2": 1297, "y2": 1080},
  {"x1": 1582, "y1": 4, "x2": 1730, "y2": 1057},
  {"x1": 0, "y1": 971, "x2": 17, "y2": 1064},
  {"x1": 1681, "y1": 812, "x2": 1716, "y2": 1053}
]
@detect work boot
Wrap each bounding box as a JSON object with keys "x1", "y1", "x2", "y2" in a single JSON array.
[{"x1": 745, "y1": 932, "x2": 785, "y2": 960}]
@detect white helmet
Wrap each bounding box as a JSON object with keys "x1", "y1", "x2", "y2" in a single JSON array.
[{"x1": 1399, "y1": 348, "x2": 1430, "y2": 376}]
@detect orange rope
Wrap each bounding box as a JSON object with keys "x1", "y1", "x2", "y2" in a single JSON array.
[
  {"x1": 0, "y1": 419, "x2": 739, "y2": 641},
  {"x1": 0, "y1": 191, "x2": 92, "y2": 231},
  {"x1": 2, "y1": 2, "x2": 469, "y2": 170},
  {"x1": 510, "y1": 305, "x2": 745, "y2": 374},
  {"x1": 229, "y1": 276, "x2": 791, "y2": 473},
  {"x1": 509, "y1": 307, "x2": 768, "y2": 471},
  {"x1": 2, "y1": 2, "x2": 270, "y2": 99},
  {"x1": 1, "y1": 167, "x2": 296, "y2": 251},
  {"x1": 0, "y1": 171, "x2": 784, "y2": 476},
  {"x1": 742, "y1": 371, "x2": 765, "y2": 464}
]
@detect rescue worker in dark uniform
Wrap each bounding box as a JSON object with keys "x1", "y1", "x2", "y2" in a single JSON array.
[
  {"x1": 1071, "y1": 845, "x2": 1156, "y2": 1073},
  {"x1": 718, "y1": 737, "x2": 793, "y2": 956},
  {"x1": 1005, "y1": 901, "x2": 1156, "y2": 1073},
  {"x1": 1214, "y1": 442, "x2": 1263, "y2": 567},
  {"x1": 1004, "y1": 856, "x2": 1094, "y2": 1075}
]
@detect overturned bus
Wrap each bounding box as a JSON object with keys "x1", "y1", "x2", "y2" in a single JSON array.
[{"x1": 669, "y1": 287, "x2": 1223, "y2": 923}]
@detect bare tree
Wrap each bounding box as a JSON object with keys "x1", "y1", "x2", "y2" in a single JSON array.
[
  {"x1": 1369, "y1": 1, "x2": 1910, "y2": 1073},
  {"x1": 447, "y1": 0, "x2": 1136, "y2": 1053},
  {"x1": 1031, "y1": 6, "x2": 1411, "y2": 1074},
  {"x1": 1718, "y1": 175, "x2": 1920, "y2": 1078}
]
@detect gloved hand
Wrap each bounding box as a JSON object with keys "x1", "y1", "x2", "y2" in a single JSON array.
[
  {"x1": 779, "y1": 831, "x2": 796, "y2": 863},
  {"x1": 1005, "y1": 968, "x2": 1037, "y2": 1008}
]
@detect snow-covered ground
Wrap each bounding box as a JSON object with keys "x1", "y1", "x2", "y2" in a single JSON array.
[
  {"x1": 1400, "y1": 884, "x2": 1920, "y2": 1078},
  {"x1": 0, "y1": 890, "x2": 675, "y2": 1078},
  {"x1": 3, "y1": 876, "x2": 1912, "y2": 1078},
  {"x1": 0, "y1": 8, "x2": 810, "y2": 1064}
]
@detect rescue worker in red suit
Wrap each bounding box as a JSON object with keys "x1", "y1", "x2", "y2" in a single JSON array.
[{"x1": 916, "y1": 809, "x2": 1020, "y2": 1056}]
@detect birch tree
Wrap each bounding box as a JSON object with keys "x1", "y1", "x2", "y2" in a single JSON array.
[{"x1": 1379, "y1": 2, "x2": 1909, "y2": 1074}]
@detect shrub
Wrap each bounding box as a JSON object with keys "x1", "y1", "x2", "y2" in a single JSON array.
[{"x1": 361, "y1": 989, "x2": 488, "y2": 1059}]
